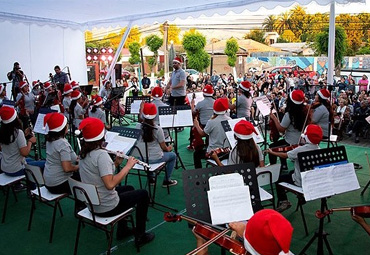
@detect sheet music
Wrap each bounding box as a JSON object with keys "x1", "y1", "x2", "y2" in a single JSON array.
[
  {"x1": 130, "y1": 100, "x2": 142, "y2": 114},
  {"x1": 224, "y1": 118, "x2": 264, "y2": 148},
  {"x1": 301, "y1": 163, "x2": 360, "y2": 201},
  {"x1": 34, "y1": 113, "x2": 48, "y2": 134},
  {"x1": 159, "y1": 109, "x2": 193, "y2": 128},
  {"x1": 105, "y1": 135, "x2": 136, "y2": 155},
  {"x1": 209, "y1": 173, "x2": 244, "y2": 190},
  {"x1": 366, "y1": 115, "x2": 370, "y2": 124},
  {"x1": 105, "y1": 131, "x2": 119, "y2": 144},
  {"x1": 50, "y1": 104, "x2": 61, "y2": 113},
  {"x1": 254, "y1": 95, "x2": 272, "y2": 117},
  {"x1": 187, "y1": 92, "x2": 204, "y2": 105},
  {"x1": 208, "y1": 186, "x2": 254, "y2": 225}
]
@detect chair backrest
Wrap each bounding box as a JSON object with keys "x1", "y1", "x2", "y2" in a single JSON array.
[
  {"x1": 68, "y1": 178, "x2": 100, "y2": 205},
  {"x1": 24, "y1": 164, "x2": 45, "y2": 186},
  {"x1": 256, "y1": 164, "x2": 281, "y2": 187}
]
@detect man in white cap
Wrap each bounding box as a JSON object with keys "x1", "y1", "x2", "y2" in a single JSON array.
[{"x1": 165, "y1": 57, "x2": 186, "y2": 106}]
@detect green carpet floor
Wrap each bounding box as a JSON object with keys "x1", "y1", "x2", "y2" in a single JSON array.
[{"x1": 1, "y1": 126, "x2": 370, "y2": 255}]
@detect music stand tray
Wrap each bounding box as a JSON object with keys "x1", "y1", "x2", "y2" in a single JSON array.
[
  {"x1": 182, "y1": 163, "x2": 263, "y2": 224},
  {"x1": 124, "y1": 96, "x2": 151, "y2": 114}
]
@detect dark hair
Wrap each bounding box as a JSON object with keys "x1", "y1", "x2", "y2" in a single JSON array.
[
  {"x1": 141, "y1": 118, "x2": 155, "y2": 143},
  {"x1": 90, "y1": 105, "x2": 98, "y2": 113},
  {"x1": 234, "y1": 138, "x2": 260, "y2": 167},
  {"x1": 70, "y1": 99, "x2": 77, "y2": 119},
  {"x1": 241, "y1": 89, "x2": 251, "y2": 98},
  {"x1": 286, "y1": 96, "x2": 311, "y2": 131},
  {"x1": 46, "y1": 126, "x2": 67, "y2": 142},
  {"x1": 0, "y1": 118, "x2": 22, "y2": 145},
  {"x1": 79, "y1": 138, "x2": 104, "y2": 159},
  {"x1": 317, "y1": 96, "x2": 334, "y2": 124}
]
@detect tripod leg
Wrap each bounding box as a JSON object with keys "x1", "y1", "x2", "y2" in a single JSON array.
[
  {"x1": 361, "y1": 180, "x2": 370, "y2": 196},
  {"x1": 299, "y1": 233, "x2": 318, "y2": 255},
  {"x1": 323, "y1": 234, "x2": 333, "y2": 255}
]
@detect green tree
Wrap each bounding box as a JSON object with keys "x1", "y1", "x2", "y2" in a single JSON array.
[
  {"x1": 289, "y1": 5, "x2": 307, "y2": 41},
  {"x1": 243, "y1": 29, "x2": 265, "y2": 44},
  {"x1": 145, "y1": 34, "x2": 163, "y2": 72},
  {"x1": 160, "y1": 24, "x2": 181, "y2": 45},
  {"x1": 182, "y1": 29, "x2": 210, "y2": 71},
  {"x1": 336, "y1": 14, "x2": 364, "y2": 55},
  {"x1": 276, "y1": 11, "x2": 292, "y2": 34},
  {"x1": 262, "y1": 15, "x2": 277, "y2": 32},
  {"x1": 224, "y1": 38, "x2": 239, "y2": 67},
  {"x1": 357, "y1": 46, "x2": 370, "y2": 55},
  {"x1": 128, "y1": 42, "x2": 141, "y2": 65},
  {"x1": 357, "y1": 13, "x2": 370, "y2": 46},
  {"x1": 314, "y1": 26, "x2": 347, "y2": 74}
]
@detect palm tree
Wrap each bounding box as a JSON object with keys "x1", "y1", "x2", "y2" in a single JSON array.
[
  {"x1": 276, "y1": 11, "x2": 292, "y2": 34},
  {"x1": 262, "y1": 15, "x2": 277, "y2": 32}
]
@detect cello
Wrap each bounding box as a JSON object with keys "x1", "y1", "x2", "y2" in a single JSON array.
[{"x1": 164, "y1": 212, "x2": 246, "y2": 255}]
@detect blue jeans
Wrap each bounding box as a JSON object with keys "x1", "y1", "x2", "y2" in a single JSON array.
[
  {"x1": 2, "y1": 158, "x2": 45, "y2": 177},
  {"x1": 146, "y1": 152, "x2": 176, "y2": 182}
]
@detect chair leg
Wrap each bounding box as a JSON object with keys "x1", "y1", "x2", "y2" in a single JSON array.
[
  {"x1": 74, "y1": 219, "x2": 82, "y2": 255},
  {"x1": 11, "y1": 185, "x2": 18, "y2": 202},
  {"x1": 164, "y1": 168, "x2": 170, "y2": 195},
  {"x1": 28, "y1": 196, "x2": 36, "y2": 231},
  {"x1": 1, "y1": 185, "x2": 10, "y2": 223},
  {"x1": 106, "y1": 226, "x2": 115, "y2": 255},
  {"x1": 57, "y1": 201, "x2": 64, "y2": 217},
  {"x1": 49, "y1": 200, "x2": 60, "y2": 243}
]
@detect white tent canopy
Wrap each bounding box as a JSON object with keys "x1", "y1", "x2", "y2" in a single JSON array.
[{"x1": 0, "y1": 0, "x2": 365, "y2": 94}]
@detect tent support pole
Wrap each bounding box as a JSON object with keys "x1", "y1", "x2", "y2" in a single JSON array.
[{"x1": 327, "y1": 2, "x2": 335, "y2": 86}]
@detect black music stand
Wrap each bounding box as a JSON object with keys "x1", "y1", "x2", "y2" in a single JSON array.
[
  {"x1": 158, "y1": 105, "x2": 191, "y2": 170},
  {"x1": 298, "y1": 146, "x2": 348, "y2": 255},
  {"x1": 106, "y1": 87, "x2": 130, "y2": 126},
  {"x1": 124, "y1": 96, "x2": 151, "y2": 122},
  {"x1": 182, "y1": 163, "x2": 263, "y2": 224}
]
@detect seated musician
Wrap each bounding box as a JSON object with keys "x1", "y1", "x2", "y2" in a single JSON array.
[
  {"x1": 70, "y1": 90, "x2": 86, "y2": 130},
  {"x1": 0, "y1": 84, "x2": 9, "y2": 106},
  {"x1": 62, "y1": 83, "x2": 73, "y2": 120},
  {"x1": 211, "y1": 120, "x2": 264, "y2": 168},
  {"x1": 43, "y1": 112, "x2": 79, "y2": 194},
  {"x1": 98, "y1": 80, "x2": 112, "y2": 124},
  {"x1": 268, "y1": 124, "x2": 323, "y2": 212},
  {"x1": 88, "y1": 95, "x2": 109, "y2": 129},
  {"x1": 229, "y1": 81, "x2": 253, "y2": 120},
  {"x1": 16, "y1": 81, "x2": 36, "y2": 128},
  {"x1": 194, "y1": 209, "x2": 293, "y2": 255},
  {"x1": 77, "y1": 117, "x2": 155, "y2": 244},
  {"x1": 312, "y1": 89, "x2": 332, "y2": 138},
  {"x1": 189, "y1": 85, "x2": 215, "y2": 150},
  {"x1": 269, "y1": 90, "x2": 310, "y2": 171},
  {"x1": 193, "y1": 98, "x2": 231, "y2": 169}
]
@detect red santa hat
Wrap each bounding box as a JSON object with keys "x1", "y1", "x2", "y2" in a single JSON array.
[
  {"x1": 244, "y1": 209, "x2": 294, "y2": 255},
  {"x1": 71, "y1": 90, "x2": 81, "y2": 100},
  {"x1": 103, "y1": 80, "x2": 110, "y2": 87},
  {"x1": 239, "y1": 81, "x2": 251, "y2": 92},
  {"x1": 317, "y1": 89, "x2": 330, "y2": 100},
  {"x1": 93, "y1": 96, "x2": 103, "y2": 106},
  {"x1": 63, "y1": 83, "x2": 73, "y2": 95},
  {"x1": 0, "y1": 84, "x2": 4, "y2": 94},
  {"x1": 302, "y1": 124, "x2": 323, "y2": 145},
  {"x1": 203, "y1": 85, "x2": 214, "y2": 97},
  {"x1": 213, "y1": 98, "x2": 229, "y2": 114},
  {"x1": 71, "y1": 81, "x2": 79, "y2": 90},
  {"x1": 173, "y1": 57, "x2": 182, "y2": 64},
  {"x1": 77, "y1": 117, "x2": 105, "y2": 142},
  {"x1": 142, "y1": 103, "x2": 157, "y2": 120},
  {"x1": 44, "y1": 82, "x2": 52, "y2": 90},
  {"x1": 151, "y1": 87, "x2": 163, "y2": 99},
  {"x1": 32, "y1": 81, "x2": 38, "y2": 86},
  {"x1": 0, "y1": 106, "x2": 17, "y2": 124},
  {"x1": 43, "y1": 112, "x2": 67, "y2": 132},
  {"x1": 19, "y1": 81, "x2": 28, "y2": 89},
  {"x1": 234, "y1": 120, "x2": 257, "y2": 140},
  {"x1": 289, "y1": 90, "x2": 305, "y2": 105}
]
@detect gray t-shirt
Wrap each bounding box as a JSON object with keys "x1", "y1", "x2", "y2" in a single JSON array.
[
  {"x1": 280, "y1": 112, "x2": 301, "y2": 145},
  {"x1": 73, "y1": 103, "x2": 85, "y2": 128},
  {"x1": 152, "y1": 99, "x2": 168, "y2": 126},
  {"x1": 312, "y1": 104, "x2": 329, "y2": 137},
  {"x1": 16, "y1": 92, "x2": 35, "y2": 111},
  {"x1": 236, "y1": 94, "x2": 253, "y2": 118},
  {"x1": 204, "y1": 114, "x2": 231, "y2": 152},
  {"x1": 62, "y1": 96, "x2": 71, "y2": 118},
  {"x1": 287, "y1": 143, "x2": 320, "y2": 186},
  {"x1": 44, "y1": 138, "x2": 77, "y2": 187},
  {"x1": 133, "y1": 123, "x2": 164, "y2": 160},
  {"x1": 79, "y1": 149, "x2": 119, "y2": 213},
  {"x1": 170, "y1": 68, "x2": 186, "y2": 97},
  {"x1": 195, "y1": 97, "x2": 215, "y2": 126},
  {"x1": 228, "y1": 143, "x2": 263, "y2": 165},
  {"x1": 89, "y1": 107, "x2": 106, "y2": 124},
  {"x1": 0, "y1": 129, "x2": 27, "y2": 173}
]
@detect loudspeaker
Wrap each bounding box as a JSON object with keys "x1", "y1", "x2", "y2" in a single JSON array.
[{"x1": 114, "y1": 64, "x2": 122, "y2": 80}]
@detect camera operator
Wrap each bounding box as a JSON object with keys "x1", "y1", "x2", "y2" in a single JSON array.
[{"x1": 7, "y1": 62, "x2": 24, "y2": 100}]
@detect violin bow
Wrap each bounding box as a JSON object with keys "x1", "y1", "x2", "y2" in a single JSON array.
[
  {"x1": 297, "y1": 103, "x2": 312, "y2": 145},
  {"x1": 186, "y1": 227, "x2": 230, "y2": 255}
]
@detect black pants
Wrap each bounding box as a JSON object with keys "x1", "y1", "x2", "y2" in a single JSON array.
[
  {"x1": 45, "y1": 172, "x2": 81, "y2": 195},
  {"x1": 268, "y1": 139, "x2": 288, "y2": 168},
  {"x1": 168, "y1": 95, "x2": 185, "y2": 106},
  {"x1": 276, "y1": 171, "x2": 295, "y2": 202},
  {"x1": 96, "y1": 185, "x2": 149, "y2": 236},
  {"x1": 193, "y1": 148, "x2": 206, "y2": 169},
  {"x1": 352, "y1": 120, "x2": 367, "y2": 137}
]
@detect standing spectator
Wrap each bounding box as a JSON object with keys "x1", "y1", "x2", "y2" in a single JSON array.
[
  {"x1": 359, "y1": 75, "x2": 369, "y2": 92},
  {"x1": 53, "y1": 65, "x2": 69, "y2": 88},
  {"x1": 7, "y1": 62, "x2": 24, "y2": 100},
  {"x1": 210, "y1": 70, "x2": 219, "y2": 87},
  {"x1": 141, "y1": 73, "x2": 151, "y2": 96},
  {"x1": 165, "y1": 57, "x2": 186, "y2": 106}
]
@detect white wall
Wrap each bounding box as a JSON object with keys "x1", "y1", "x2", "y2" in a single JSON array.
[{"x1": 0, "y1": 21, "x2": 87, "y2": 98}]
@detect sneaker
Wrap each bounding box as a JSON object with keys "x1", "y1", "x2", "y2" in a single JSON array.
[
  {"x1": 162, "y1": 180, "x2": 178, "y2": 188},
  {"x1": 355, "y1": 137, "x2": 360, "y2": 143},
  {"x1": 14, "y1": 183, "x2": 26, "y2": 192},
  {"x1": 276, "y1": 200, "x2": 292, "y2": 213},
  {"x1": 187, "y1": 145, "x2": 194, "y2": 151},
  {"x1": 135, "y1": 232, "x2": 155, "y2": 247}
]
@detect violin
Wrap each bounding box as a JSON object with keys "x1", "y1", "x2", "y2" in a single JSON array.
[
  {"x1": 205, "y1": 147, "x2": 231, "y2": 159},
  {"x1": 316, "y1": 205, "x2": 370, "y2": 219},
  {"x1": 270, "y1": 144, "x2": 299, "y2": 153},
  {"x1": 164, "y1": 212, "x2": 246, "y2": 255},
  {"x1": 269, "y1": 104, "x2": 281, "y2": 143}
]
